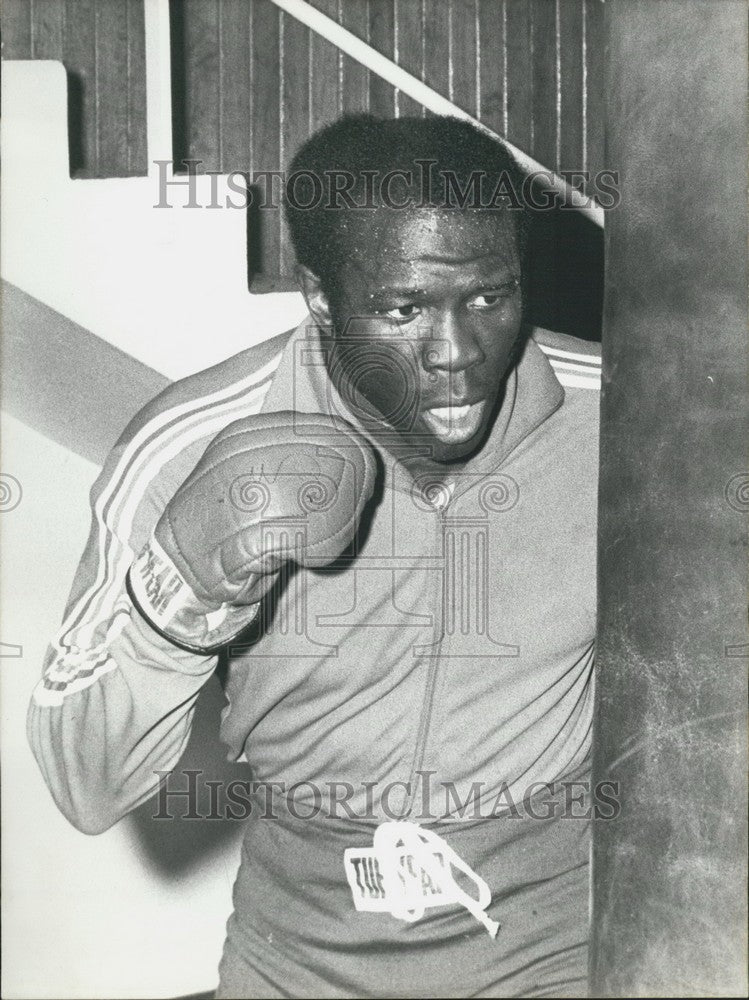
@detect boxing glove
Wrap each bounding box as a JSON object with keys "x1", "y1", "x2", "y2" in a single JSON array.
[{"x1": 127, "y1": 410, "x2": 377, "y2": 652}]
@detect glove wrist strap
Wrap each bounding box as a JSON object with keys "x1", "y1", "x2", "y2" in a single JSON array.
[{"x1": 127, "y1": 535, "x2": 260, "y2": 654}]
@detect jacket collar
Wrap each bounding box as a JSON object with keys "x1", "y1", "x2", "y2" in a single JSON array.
[{"x1": 261, "y1": 317, "x2": 564, "y2": 493}]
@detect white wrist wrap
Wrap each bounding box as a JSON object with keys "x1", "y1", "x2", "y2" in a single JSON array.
[{"x1": 128, "y1": 535, "x2": 260, "y2": 652}]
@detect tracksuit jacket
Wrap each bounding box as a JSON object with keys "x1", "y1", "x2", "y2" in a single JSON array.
[{"x1": 28, "y1": 319, "x2": 602, "y2": 998}]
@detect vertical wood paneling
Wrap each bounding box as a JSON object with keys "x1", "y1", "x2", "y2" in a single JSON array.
[
  {"x1": 1, "y1": 0, "x2": 32, "y2": 58},
  {"x1": 174, "y1": 0, "x2": 603, "y2": 285},
  {"x1": 125, "y1": 0, "x2": 147, "y2": 175},
  {"x1": 80, "y1": 0, "x2": 146, "y2": 178},
  {"x1": 219, "y1": 0, "x2": 253, "y2": 172},
  {"x1": 504, "y1": 0, "x2": 533, "y2": 153},
  {"x1": 423, "y1": 0, "x2": 450, "y2": 116},
  {"x1": 395, "y1": 0, "x2": 424, "y2": 116},
  {"x1": 280, "y1": 9, "x2": 310, "y2": 273},
  {"x1": 178, "y1": 0, "x2": 221, "y2": 171},
  {"x1": 559, "y1": 0, "x2": 584, "y2": 174},
  {"x1": 32, "y1": 0, "x2": 64, "y2": 59},
  {"x1": 250, "y1": 0, "x2": 282, "y2": 273},
  {"x1": 3, "y1": 0, "x2": 147, "y2": 177},
  {"x1": 477, "y1": 0, "x2": 506, "y2": 134},
  {"x1": 450, "y1": 0, "x2": 478, "y2": 116},
  {"x1": 530, "y1": 0, "x2": 557, "y2": 170},
  {"x1": 97, "y1": 1, "x2": 134, "y2": 175},
  {"x1": 339, "y1": 0, "x2": 370, "y2": 114},
  {"x1": 310, "y1": 0, "x2": 342, "y2": 129},
  {"x1": 584, "y1": 0, "x2": 604, "y2": 189},
  {"x1": 62, "y1": 0, "x2": 97, "y2": 176},
  {"x1": 368, "y1": 0, "x2": 396, "y2": 116},
  {"x1": 3, "y1": 0, "x2": 603, "y2": 288}
]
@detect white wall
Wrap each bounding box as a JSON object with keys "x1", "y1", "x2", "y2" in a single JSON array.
[
  {"x1": 1, "y1": 416, "x2": 243, "y2": 999},
  {"x1": 1, "y1": 59, "x2": 307, "y2": 380},
  {"x1": 0, "y1": 56, "x2": 306, "y2": 999}
]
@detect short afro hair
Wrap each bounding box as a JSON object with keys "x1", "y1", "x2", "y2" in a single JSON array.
[{"x1": 284, "y1": 114, "x2": 529, "y2": 301}]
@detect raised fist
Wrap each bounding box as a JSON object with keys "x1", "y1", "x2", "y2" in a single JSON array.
[{"x1": 127, "y1": 411, "x2": 377, "y2": 651}]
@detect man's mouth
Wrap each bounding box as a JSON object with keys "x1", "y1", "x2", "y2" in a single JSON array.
[{"x1": 421, "y1": 400, "x2": 487, "y2": 444}]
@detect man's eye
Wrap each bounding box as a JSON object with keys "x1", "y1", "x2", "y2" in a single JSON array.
[
  {"x1": 468, "y1": 284, "x2": 519, "y2": 310},
  {"x1": 383, "y1": 304, "x2": 420, "y2": 321}
]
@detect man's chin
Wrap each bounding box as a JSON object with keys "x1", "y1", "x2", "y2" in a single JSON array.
[
  {"x1": 418, "y1": 421, "x2": 494, "y2": 466},
  {"x1": 427, "y1": 438, "x2": 485, "y2": 465}
]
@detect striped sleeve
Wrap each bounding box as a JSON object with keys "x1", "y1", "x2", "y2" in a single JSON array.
[
  {"x1": 27, "y1": 347, "x2": 282, "y2": 834},
  {"x1": 534, "y1": 328, "x2": 602, "y2": 391}
]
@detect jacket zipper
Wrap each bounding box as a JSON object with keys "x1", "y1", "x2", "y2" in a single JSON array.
[{"x1": 401, "y1": 501, "x2": 449, "y2": 816}]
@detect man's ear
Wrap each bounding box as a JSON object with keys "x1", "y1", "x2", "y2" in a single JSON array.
[{"x1": 296, "y1": 265, "x2": 334, "y2": 328}]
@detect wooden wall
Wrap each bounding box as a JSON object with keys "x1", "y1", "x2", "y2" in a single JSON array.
[
  {"x1": 170, "y1": 0, "x2": 604, "y2": 176},
  {"x1": 2, "y1": 0, "x2": 604, "y2": 335},
  {"x1": 1, "y1": 0, "x2": 148, "y2": 178},
  {"x1": 170, "y1": 0, "x2": 604, "y2": 285}
]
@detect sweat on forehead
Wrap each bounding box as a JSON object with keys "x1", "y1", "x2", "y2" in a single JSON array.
[{"x1": 338, "y1": 206, "x2": 520, "y2": 265}]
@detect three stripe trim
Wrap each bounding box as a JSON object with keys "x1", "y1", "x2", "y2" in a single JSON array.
[
  {"x1": 34, "y1": 354, "x2": 282, "y2": 707},
  {"x1": 538, "y1": 343, "x2": 602, "y2": 390}
]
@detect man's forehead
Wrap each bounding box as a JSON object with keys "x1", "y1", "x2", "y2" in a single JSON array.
[
  {"x1": 341, "y1": 206, "x2": 518, "y2": 263},
  {"x1": 335, "y1": 208, "x2": 519, "y2": 293}
]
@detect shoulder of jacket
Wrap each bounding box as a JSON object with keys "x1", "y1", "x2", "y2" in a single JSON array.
[
  {"x1": 117, "y1": 328, "x2": 292, "y2": 445},
  {"x1": 531, "y1": 326, "x2": 602, "y2": 361},
  {"x1": 531, "y1": 326, "x2": 601, "y2": 392}
]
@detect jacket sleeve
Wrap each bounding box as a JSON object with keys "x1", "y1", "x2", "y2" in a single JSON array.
[{"x1": 27, "y1": 341, "x2": 284, "y2": 834}]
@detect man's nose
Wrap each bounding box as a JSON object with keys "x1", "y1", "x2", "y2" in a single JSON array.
[{"x1": 422, "y1": 311, "x2": 485, "y2": 373}]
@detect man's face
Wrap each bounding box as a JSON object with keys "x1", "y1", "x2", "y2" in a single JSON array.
[{"x1": 312, "y1": 207, "x2": 523, "y2": 464}]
